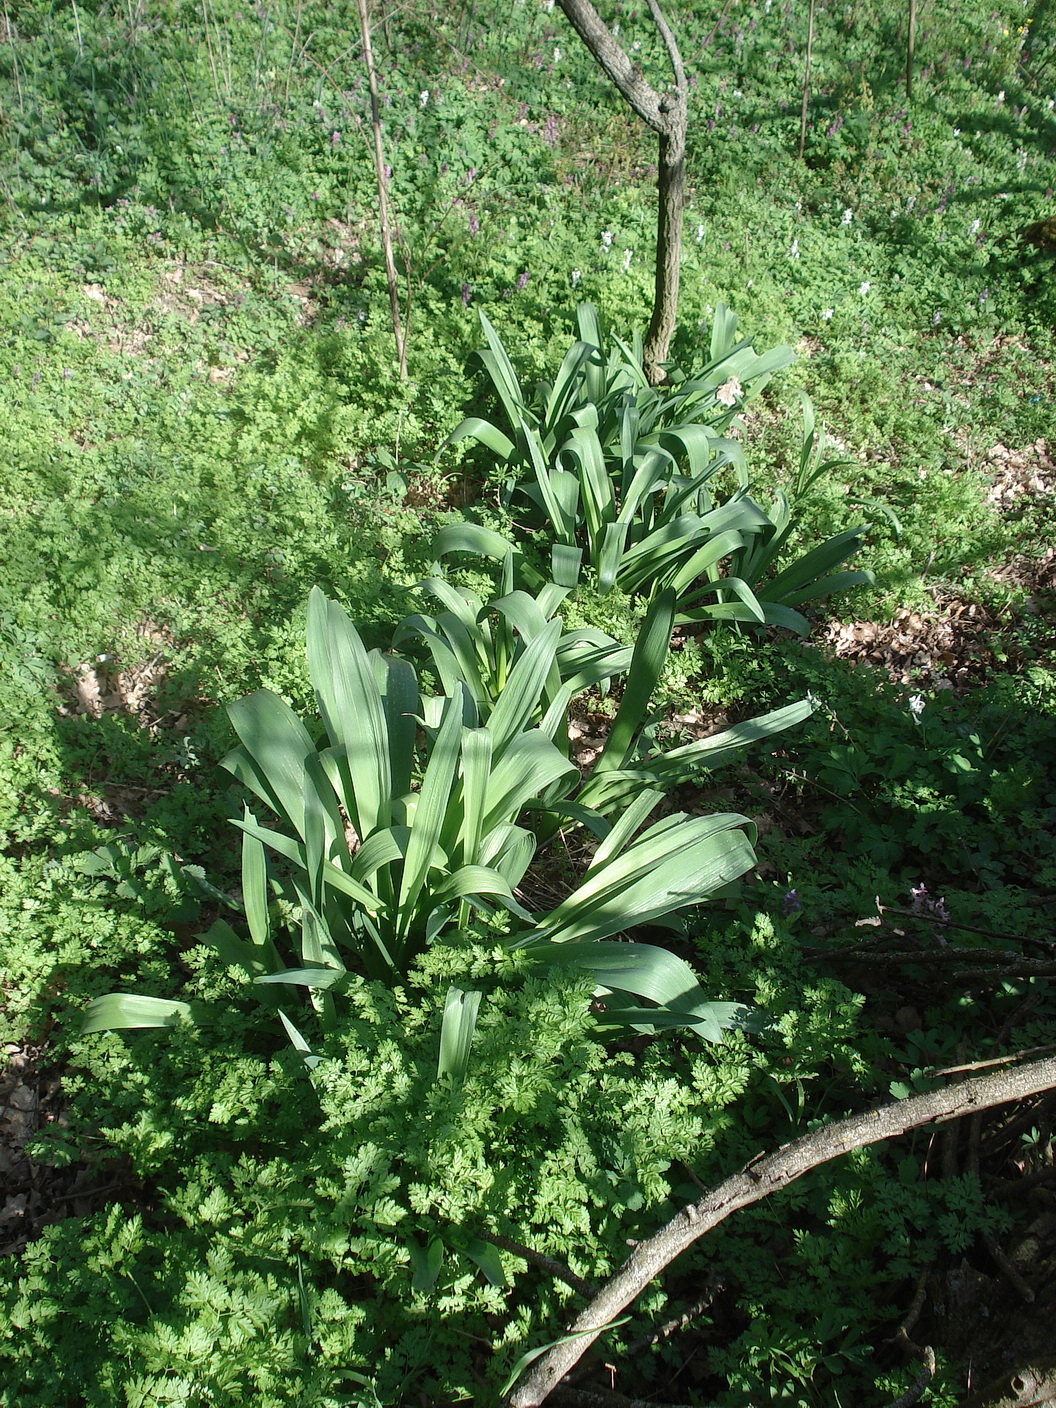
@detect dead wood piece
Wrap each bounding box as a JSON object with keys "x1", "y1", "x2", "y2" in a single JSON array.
[
  {"x1": 506, "y1": 1055, "x2": 1056, "y2": 1406},
  {"x1": 882, "y1": 1347, "x2": 936, "y2": 1408}
]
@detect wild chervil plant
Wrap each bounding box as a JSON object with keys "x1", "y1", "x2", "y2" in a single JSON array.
[{"x1": 84, "y1": 587, "x2": 763, "y2": 1076}]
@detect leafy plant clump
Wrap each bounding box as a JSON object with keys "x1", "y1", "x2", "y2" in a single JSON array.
[
  {"x1": 447, "y1": 304, "x2": 875, "y2": 632},
  {"x1": 84, "y1": 587, "x2": 773, "y2": 1076}
]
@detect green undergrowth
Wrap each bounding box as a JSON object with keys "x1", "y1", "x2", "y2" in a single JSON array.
[{"x1": 2, "y1": 0, "x2": 1056, "y2": 1402}]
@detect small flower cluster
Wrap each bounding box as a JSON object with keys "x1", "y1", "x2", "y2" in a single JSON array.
[{"x1": 910, "y1": 883, "x2": 949, "y2": 944}]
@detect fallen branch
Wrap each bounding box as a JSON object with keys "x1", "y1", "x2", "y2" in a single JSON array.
[{"x1": 506, "y1": 1055, "x2": 1056, "y2": 1406}]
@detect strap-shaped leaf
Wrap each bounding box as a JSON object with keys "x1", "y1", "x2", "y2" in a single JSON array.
[
  {"x1": 488, "y1": 620, "x2": 563, "y2": 755},
  {"x1": 201, "y1": 915, "x2": 278, "y2": 981},
  {"x1": 478, "y1": 309, "x2": 526, "y2": 427},
  {"x1": 757, "y1": 524, "x2": 870, "y2": 602},
  {"x1": 307, "y1": 588, "x2": 390, "y2": 840},
  {"x1": 672, "y1": 575, "x2": 766, "y2": 624},
  {"x1": 256, "y1": 966, "x2": 346, "y2": 988},
  {"x1": 586, "y1": 790, "x2": 662, "y2": 872},
  {"x1": 482, "y1": 730, "x2": 577, "y2": 834},
  {"x1": 396, "y1": 691, "x2": 464, "y2": 939},
  {"x1": 241, "y1": 819, "x2": 271, "y2": 951},
  {"x1": 594, "y1": 591, "x2": 674, "y2": 774},
  {"x1": 372, "y1": 651, "x2": 419, "y2": 800},
  {"x1": 647, "y1": 699, "x2": 814, "y2": 786},
  {"x1": 477, "y1": 822, "x2": 536, "y2": 889},
  {"x1": 528, "y1": 940, "x2": 712, "y2": 1018},
  {"x1": 459, "y1": 726, "x2": 494, "y2": 865},
  {"x1": 443, "y1": 415, "x2": 515, "y2": 461},
  {"x1": 82, "y1": 993, "x2": 197, "y2": 1032},
  {"x1": 533, "y1": 815, "x2": 756, "y2": 946},
  {"x1": 438, "y1": 986, "x2": 484, "y2": 1083},
  {"x1": 544, "y1": 340, "x2": 594, "y2": 427},
  {"x1": 664, "y1": 528, "x2": 748, "y2": 597},
  {"x1": 768, "y1": 566, "x2": 875, "y2": 610},
  {"x1": 225, "y1": 688, "x2": 315, "y2": 835}
]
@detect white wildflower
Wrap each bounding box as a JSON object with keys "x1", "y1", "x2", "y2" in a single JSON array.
[
  {"x1": 571, "y1": 269, "x2": 581, "y2": 288},
  {"x1": 621, "y1": 249, "x2": 633, "y2": 272},
  {"x1": 969, "y1": 218, "x2": 981, "y2": 236},
  {"x1": 789, "y1": 237, "x2": 799, "y2": 259},
  {"x1": 601, "y1": 230, "x2": 613, "y2": 248},
  {"x1": 822, "y1": 307, "x2": 834, "y2": 320},
  {"x1": 953, "y1": 127, "x2": 961, "y2": 136},
  {"x1": 715, "y1": 376, "x2": 742, "y2": 407},
  {"x1": 997, "y1": 90, "x2": 1005, "y2": 103},
  {"x1": 553, "y1": 46, "x2": 561, "y2": 62},
  {"x1": 419, "y1": 90, "x2": 429, "y2": 107},
  {"x1": 842, "y1": 208, "x2": 853, "y2": 225},
  {"x1": 695, "y1": 223, "x2": 705, "y2": 243},
  {"x1": 859, "y1": 280, "x2": 871, "y2": 296},
  {"x1": 908, "y1": 694, "x2": 926, "y2": 724}
]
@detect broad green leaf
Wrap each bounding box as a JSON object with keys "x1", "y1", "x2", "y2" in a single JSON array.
[
  {"x1": 487, "y1": 619, "x2": 562, "y2": 754},
  {"x1": 225, "y1": 689, "x2": 315, "y2": 835},
  {"x1": 241, "y1": 821, "x2": 271, "y2": 951},
  {"x1": 594, "y1": 590, "x2": 674, "y2": 774},
  {"x1": 306, "y1": 588, "x2": 390, "y2": 840},
  {"x1": 396, "y1": 691, "x2": 464, "y2": 939},
  {"x1": 408, "y1": 1237, "x2": 445, "y2": 1295},
  {"x1": 478, "y1": 309, "x2": 526, "y2": 426},
  {"x1": 444, "y1": 415, "x2": 515, "y2": 460},
  {"x1": 648, "y1": 700, "x2": 814, "y2": 784},
  {"x1": 464, "y1": 1235, "x2": 507, "y2": 1287},
  {"x1": 433, "y1": 521, "x2": 517, "y2": 564},
  {"x1": 256, "y1": 966, "x2": 345, "y2": 988},
  {"x1": 437, "y1": 985, "x2": 483, "y2": 1082},
  {"x1": 82, "y1": 993, "x2": 197, "y2": 1033}
]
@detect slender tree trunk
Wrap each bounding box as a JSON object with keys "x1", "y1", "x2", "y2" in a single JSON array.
[
  {"x1": 556, "y1": 0, "x2": 688, "y2": 383},
  {"x1": 354, "y1": 0, "x2": 407, "y2": 378},
  {"x1": 798, "y1": 0, "x2": 816, "y2": 159},
  {"x1": 644, "y1": 120, "x2": 686, "y2": 377},
  {"x1": 906, "y1": 0, "x2": 917, "y2": 98}
]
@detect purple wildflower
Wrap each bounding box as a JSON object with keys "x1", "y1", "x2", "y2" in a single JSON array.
[
  {"x1": 782, "y1": 889, "x2": 802, "y2": 916},
  {"x1": 516, "y1": 270, "x2": 529, "y2": 290},
  {"x1": 461, "y1": 283, "x2": 472, "y2": 306},
  {"x1": 468, "y1": 212, "x2": 479, "y2": 235}
]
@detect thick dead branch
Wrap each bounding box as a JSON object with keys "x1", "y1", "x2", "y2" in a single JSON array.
[{"x1": 506, "y1": 1055, "x2": 1056, "y2": 1406}]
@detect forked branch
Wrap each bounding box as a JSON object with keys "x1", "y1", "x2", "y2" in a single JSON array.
[{"x1": 507, "y1": 1054, "x2": 1056, "y2": 1406}]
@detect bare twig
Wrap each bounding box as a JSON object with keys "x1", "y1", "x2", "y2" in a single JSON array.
[
  {"x1": 883, "y1": 1346, "x2": 936, "y2": 1408},
  {"x1": 890, "y1": 1266, "x2": 929, "y2": 1353},
  {"x1": 982, "y1": 1231, "x2": 1035, "y2": 1302},
  {"x1": 872, "y1": 902, "x2": 1054, "y2": 950},
  {"x1": 550, "y1": 1390, "x2": 709, "y2": 1408},
  {"x1": 621, "y1": 1285, "x2": 723, "y2": 1359},
  {"x1": 905, "y1": 0, "x2": 917, "y2": 100},
  {"x1": 506, "y1": 1055, "x2": 1056, "y2": 1406},
  {"x1": 354, "y1": 0, "x2": 407, "y2": 377},
  {"x1": 798, "y1": 0, "x2": 816, "y2": 160},
  {"x1": 482, "y1": 1231, "x2": 598, "y2": 1299}
]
